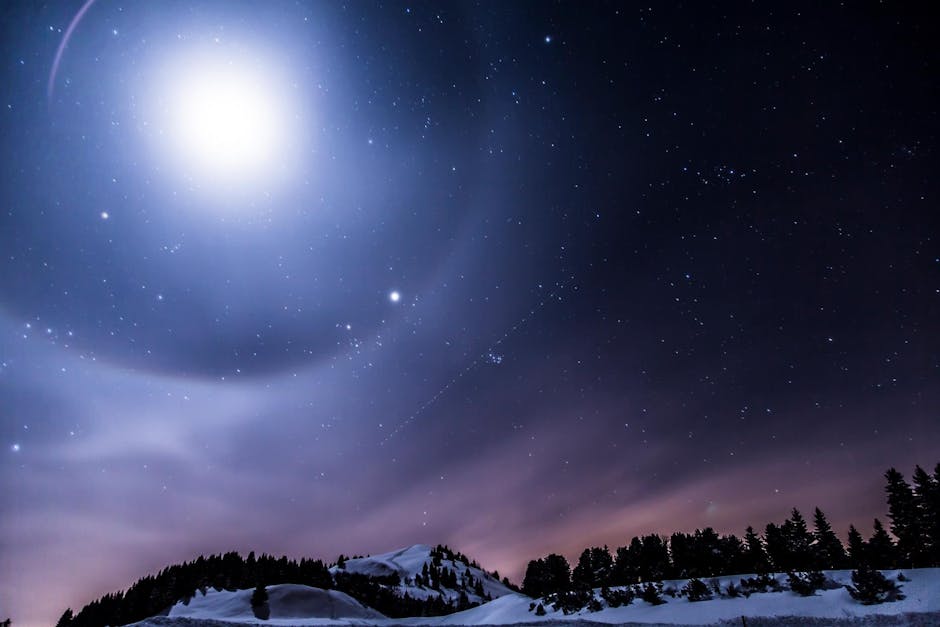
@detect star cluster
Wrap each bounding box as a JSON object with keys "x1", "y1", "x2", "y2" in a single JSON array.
[{"x1": 1, "y1": 2, "x2": 938, "y2": 625}]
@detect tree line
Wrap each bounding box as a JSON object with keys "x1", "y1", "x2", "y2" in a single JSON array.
[
  {"x1": 522, "y1": 463, "x2": 939, "y2": 598},
  {"x1": 56, "y1": 544, "x2": 492, "y2": 627},
  {"x1": 53, "y1": 463, "x2": 937, "y2": 626}
]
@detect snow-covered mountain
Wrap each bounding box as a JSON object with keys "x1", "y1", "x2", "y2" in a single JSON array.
[
  {"x1": 128, "y1": 566, "x2": 940, "y2": 626},
  {"x1": 330, "y1": 544, "x2": 513, "y2": 604}
]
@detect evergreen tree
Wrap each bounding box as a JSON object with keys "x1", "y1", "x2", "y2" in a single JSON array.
[
  {"x1": 55, "y1": 608, "x2": 73, "y2": 627},
  {"x1": 742, "y1": 526, "x2": 771, "y2": 574},
  {"x1": 784, "y1": 509, "x2": 814, "y2": 570},
  {"x1": 669, "y1": 532, "x2": 693, "y2": 578},
  {"x1": 610, "y1": 539, "x2": 640, "y2": 585},
  {"x1": 787, "y1": 570, "x2": 826, "y2": 596},
  {"x1": 812, "y1": 507, "x2": 847, "y2": 569},
  {"x1": 523, "y1": 555, "x2": 569, "y2": 597},
  {"x1": 718, "y1": 533, "x2": 745, "y2": 575},
  {"x1": 544, "y1": 554, "x2": 571, "y2": 593},
  {"x1": 911, "y1": 464, "x2": 940, "y2": 566},
  {"x1": 847, "y1": 525, "x2": 868, "y2": 568},
  {"x1": 682, "y1": 578, "x2": 712, "y2": 602},
  {"x1": 884, "y1": 468, "x2": 921, "y2": 567},
  {"x1": 522, "y1": 559, "x2": 547, "y2": 597},
  {"x1": 846, "y1": 567, "x2": 905, "y2": 605},
  {"x1": 867, "y1": 519, "x2": 897, "y2": 568},
  {"x1": 764, "y1": 522, "x2": 786, "y2": 571},
  {"x1": 693, "y1": 527, "x2": 724, "y2": 577},
  {"x1": 572, "y1": 546, "x2": 612, "y2": 589},
  {"x1": 639, "y1": 582, "x2": 664, "y2": 605},
  {"x1": 251, "y1": 584, "x2": 269, "y2": 606},
  {"x1": 636, "y1": 535, "x2": 671, "y2": 581}
]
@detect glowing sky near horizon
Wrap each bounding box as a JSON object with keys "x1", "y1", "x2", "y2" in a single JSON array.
[{"x1": 1, "y1": 2, "x2": 939, "y2": 626}]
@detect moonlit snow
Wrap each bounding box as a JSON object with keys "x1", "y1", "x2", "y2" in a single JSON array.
[{"x1": 127, "y1": 546, "x2": 939, "y2": 627}]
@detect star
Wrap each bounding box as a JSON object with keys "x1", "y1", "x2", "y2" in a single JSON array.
[{"x1": 389, "y1": 291, "x2": 401, "y2": 303}]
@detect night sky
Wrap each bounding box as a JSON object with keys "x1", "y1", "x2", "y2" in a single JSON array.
[{"x1": 1, "y1": 2, "x2": 938, "y2": 625}]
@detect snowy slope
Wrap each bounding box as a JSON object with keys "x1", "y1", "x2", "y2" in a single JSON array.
[
  {"x1": 164, "y1": 584, "x2": 385, "y2": 623},
  {"x1": 129, "y1": 568, "x2": 940, "y2": 626},
  {"x1": 431, "y1": 569, "x2": 940, "y2": 625},
  {"x1": 332, "y1": 544, "x2": 513, "y2": 603}
]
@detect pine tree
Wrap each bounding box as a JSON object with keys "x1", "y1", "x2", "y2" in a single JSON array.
[
  {"x1": 784, "y1": 508, "x2": 814, "y2": 570},
  {"x1": 847, "y1": 525, "x2": 868, "y2": 568},
  {"x1": 572, "y1": 546, "x2": 612, "y2": 588},
  {"x1": 764, "y1": 522, "x2": 786, "y2": 572},
  {"x1": 911, "y1": 464, "x2": 940, "y2": 566},
  {"x1": 742, "y1": 526, "x2": 771, "y2": 574},
  {"x1": 55, "y1": 608, "x2": 73, "y2": 627},
  {"x1": 867, "y1": 519, "x2": 897, "y2": 569},
  {"x1": 812, "y1": 507, "x2": 847, "y2": 569},
  {"x1": 682, "y1": 578, "x2": 712, "y2": 602},
  {"x1": 572, "y1": 548, "x2": 595, "y2": 588},
  {"x1": 846, "y1": 567, "x2": 905, "y2": 605},
  {"x1": 718, "y1": 533, "x2": 745, "y2": 575},
  {"x1": 637, "y1": 535, "x2": 671, "y2": 581},
  {"x1": 884, "y1": 468, "x2": 920, "y2": 567},
  {"x1": 639, "y1": 582, "x2": 664, "y2": 605},
  {"x1": 692, "y1": 528, "x2": 723, "y2": 577},
  {"x1": 251, "y1": 584, "x2": 269, "y2": 620},
  {"x1": 544, "y1": 554, "x2": 571, "y2": 593},
  {"x1": 609, "y1": 539, "x2": 641, "y2": 585},
  {"x1": 669, "y1": 532, "x2": 693, "y2": 578}
]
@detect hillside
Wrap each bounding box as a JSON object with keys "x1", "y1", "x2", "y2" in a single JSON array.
[
  {"x1": 331, "y1": 544, "x2": 513, "y2": 604},
  {"x1": 128, "y1": 568, "x2": 940, "y2": 626},
  {"x1": 167, "y1": 584, "x2": 384, "y2": 622}
]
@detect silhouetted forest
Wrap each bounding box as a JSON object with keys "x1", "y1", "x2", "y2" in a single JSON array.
[
  {"x1": 519, "y1": 463, "x2": 937, "y2": 611},
  {"x1": 55, "y1": 462, "x2": 938, "y2": 625},
  {"x1": 55, "y1": 544, "x2": 496, "y2": 627}
]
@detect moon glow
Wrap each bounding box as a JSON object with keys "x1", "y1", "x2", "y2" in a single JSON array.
[
  {"x1": 169, "y1": 62, "x2": 284, "y2": 178},
  {"x1": 145, "y1": 46, "x2": 300, "y2": 197}
]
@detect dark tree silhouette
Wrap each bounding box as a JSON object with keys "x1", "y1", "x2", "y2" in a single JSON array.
[
  {"x1": 812, "y1": 507, "x2": 847, "y2": 569},
  {"x1": 572, "y1": 546, "x2": 612, "y2": 589},
  {"x1": 911, "y1": 465, "x2": 940, "y2": 565},
  {"x1": 885, "y1": 468, "x2": 921, "y2": 567},
  {"x1": 55, "y1": 609, "x2": 74, "y2": 627},
  {"x1": 251, "y1": 584, "x2": 270, "y2": 620},
  {"x1": 867, "y1": 519, "x2": 897, "y2": 568},
  {"x1": 846, "y1": 567, "x2": 905, "y2": 605},
  {"x1": 742, "y1": 526, "x2": 771, "y2": 574},
  {"x1": 847, "y1": 525, "x2": 868, "y2": 568},
  {"x1": 522, "y1": 554, "x2": 569, "y2": 597}
]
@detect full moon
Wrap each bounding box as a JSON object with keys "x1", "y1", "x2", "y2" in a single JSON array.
[
  {"x1": 147, "y1": 46, "x2": 299, "y2": 193},
  {"x1": 171, "y1": 64, "x2": 282, "y2": 177}
]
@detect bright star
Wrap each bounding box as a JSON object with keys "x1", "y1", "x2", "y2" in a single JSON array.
[
  {"x1": 389, "y1": 291, "x2": 401, "y2": 303},
  {"x1": 11, "y1": 443, "x2": 20, "y2": 453}
]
